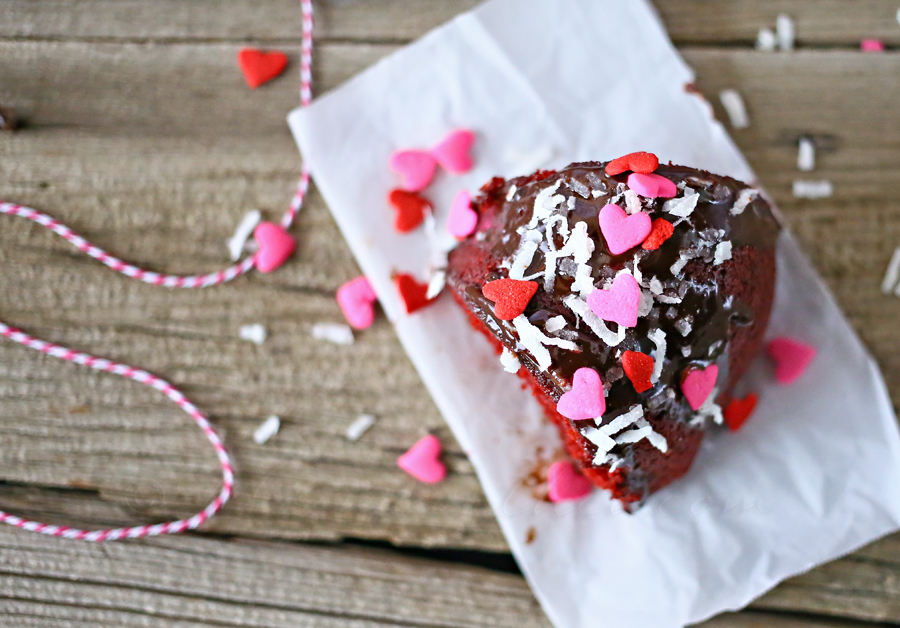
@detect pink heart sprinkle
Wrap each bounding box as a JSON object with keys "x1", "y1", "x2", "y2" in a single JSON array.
[
  {"x1": 861, "y1": 39, "x2": 885, "y2": 52},
  {"x1": 598, "y1": 203, "x2": 652, "y2": 255},
  {"x1": 682, "y1": 365, "x2": 719, "y2": 411},
  {"x1": 547, "y1": 461, "x2": 592, "y2": 503},
  {"x1": 447, "y1": 190, "x2": 477, "y2": 239},
  {"x1": 767, "y1": 337, "x2": 816, "y2": 385},
  {"x1": 627, "y1": 172, "x2": 678, "y2": 199},
  {"x1": 389, "y1": 150, "x2": 437, "y2": 192},
  {"x1": 556, "y1": 367, "x2": 606, "y2": 421},
  {"x1": 430, "y1": 129, "x2": 475, "y2": 174},
  {"x1": 397, "y1": 435, "x2": 446, "y2": 484},
  {"x1": 253, "y1": 222, "x2": 296, "y2": 273},
  {"x1": 586, "y1": 273, "x2": 641, "y2": 328},
  {"x1": 336, "y1": 276, "x2": 377, "y2": 330}
]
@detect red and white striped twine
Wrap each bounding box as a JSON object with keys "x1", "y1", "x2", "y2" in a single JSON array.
[{"x1": 0, "y1": 0, "x2": 315, "y2": 540}]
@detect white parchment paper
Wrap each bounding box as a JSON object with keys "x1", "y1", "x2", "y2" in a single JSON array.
[{"x1": 288, "y1": 1, "x2": 900, "y2": 626}]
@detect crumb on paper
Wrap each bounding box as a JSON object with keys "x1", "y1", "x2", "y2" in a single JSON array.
[
  {"x1": 882, "y1": 247, "x2": 900, "y2": 294},
  {"x1": 526, "y1": 527, "x2": 537, "y2": 544},
  {"x1": 253, "y1": 415, "x2": 281, "y2": 444},
  {"x1": 227, "y1": 210, "x2": 262, "y2": 261},
  {"x1": 756, "y1": 27, "x2": 777, "y2": 51},
  {"x1": 311, "y1": 322, "x2": 354, "y2": 345},
  {"x1": 797, "y1": 137, "x2": 815, "y2": 171},
  {"x1": 0, "y1": 106, "x2": 19, "y2": 131},
  {"x1": 239, "y1": 323, "x2": 267, "y2": 345},
  {"x1": 346, "y1": 413, "x2": 376, "y2": 441},
  {"x1": 792, "y1": 180, "x2": 833, "y2": 199},
  {"x1": 777, "y1": 14, "x2": 795, "y2": 51},
  {"x1": 719, "y1": 89, "x2": 750, "y2": 129}
]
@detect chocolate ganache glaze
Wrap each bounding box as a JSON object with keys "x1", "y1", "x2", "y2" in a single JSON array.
[{"x1": 446, "y1": 160, "x2": 781, "y2": 507}]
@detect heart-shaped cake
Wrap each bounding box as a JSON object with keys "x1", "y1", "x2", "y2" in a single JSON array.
[{"x1": 446, "y1": 157, "x2": 780, "y2": 509}]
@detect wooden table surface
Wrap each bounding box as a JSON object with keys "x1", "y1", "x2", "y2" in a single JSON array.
[{"x1": 2, "y1": 1, "x2": 900, "y2": 626}]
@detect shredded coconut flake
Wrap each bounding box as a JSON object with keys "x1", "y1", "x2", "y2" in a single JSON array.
[
  {"x1": 714, "y1": 241, "x2": 733, "y2": 265},
  {"x1": 731, "y1": 189, "x2": 758, "y2": 215},
  {"x1": 426, "y1": 270, "x2": 446, "y2": 300},
  {"x1": 793, "y1": 180, "x2": 833, "y2": 199},
  {"x1": 544, "y1": 315, "x2": 567, "y2": 333},
  {"x1": 227, "y1": 210, "x2": 262, "y2": 261},
  {"x1": 311, "y1": 322, "x2": 354, "y2": 346},
  {"x1": 239, "y1": 323, "x2": 267, "y2": 345},
  {"x1": 506, "y1": 185, "x2": 518, "y2": 201},
  {"x1": 777, "y1": 14, "x2": 795, "y2": 51},
  {"x1": 500, "y1": 348, "x2": 521, "y2": 373},
  {"x1": 512, "y1": 315, "x2": 578, "y2": 371},
  {"x1": 557, "y1": 221, "x2": 594, "y2": 264},
  {"x1": 882, "y1": 247, "x2": 900, "y2": 294},
  {"x1": 568, "y1": 178, "x2": 590, "y2": 199},
  {"x1": 696, "y1": 389, "x2": 724, "y2": 426},
  {"x1": 719, "y1": 89, "x2": 750, "y2": 129},
  {"x1": 600, "y1": 405, "x2": 643, "y2": 435},
  {"x1": 756, "y1": 27, "x2": 777, "y2": 51},
  {"x1": 663, "y1": 188, "x2": 699, "y2": 218},
  {"x1": 649, "y1": 277, "x2": 664, "y2": 295},
  {"x1": 529, "y1": 180, "x2": 563, "y2": 228},
  {"x1": 253, "y1": 415, "x2": 280, "y2": 444},
  {"x1": 542, "y1": 252, "x2": 558, "y2": 293},
  {"x1": 797, "y1": 137, "x2": 816, "y2": 171},
  {"x1": 648, "y1": 328, "x2": 666, "y2": 383},
  {"x1": 346, "y1": 414, "x2": 376, "y2": 442},
  {"x1": 582, "y1": 427, "x2": 616, "y2": 454},
  {"x1": 571, "y1": 263, "x2": 596, "y2": 296},
  {"x1": 615, "y1": 425, "x2": 652, "y2": 445},
  {"x1": 509, "y1": 238, "x2": 539, "y2": 280},
  {"x1": 563, "y1": 295, "x2": 625, "y2": 347},
  {"x1": 674, "y1": 318, "x2": 692, "y2": 337},
  {"x1": 638, "y1": 289, "x2": 654, "y2": 317},
  {"x1": 624, "y1": 189, "x2": 643, "y2": 215}
]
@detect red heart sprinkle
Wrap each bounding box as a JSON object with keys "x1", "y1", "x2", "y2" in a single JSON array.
[
  {"x1": 605, "y1": 151, "x2": 660, "y2": 176},
  {"x1": 724, "y1": 393, "x2": 758, "y2": 432},
  {"x1": 482, "y1": 278, "x2": 539, "y2": 321},
  {"x1": 641, "y1": 218, "x2": 675, "y2": 251},
  {"x1": 237, "y1": 48, "x2": 289, "y2": 89},
  {"x1": 622, "y1": 351, "x2": 655, "y2": 393},
  {"x1": 395, "y1": 273, "x2": 434, "y2": 314},
  {"x1": 388, "y1": 189, "x2": 431, "y2": 234}
]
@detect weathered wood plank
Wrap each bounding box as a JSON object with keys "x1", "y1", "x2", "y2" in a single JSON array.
[
  {"x1": 2, "y1": 0, "x2": 899, "y2": 47},
  {"x1": 3, "y1": 20, "x2": 900, "y2": 628},
  {"x1": 0, "y1": 527, "x2": 883, "y2": 628}
]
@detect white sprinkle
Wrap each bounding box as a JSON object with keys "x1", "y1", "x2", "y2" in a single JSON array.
[
  {"x1": 227, "y1": 210, "x2": 262, "y2": 261},
  {"x1": 253, "y1": 415, "x2": 280, "y2": 445},
  {"x1": 563, "y1": 295, "x2": 625, "y2": 347},
  {"x1": 756, "y1": 27, "x2": 777, "y2": 51},
  {"x1": 544, "y1": 315, "x2": 567, "y2": 333},
  {"x1": 506, "y1": 185, "x2": 518, "y2": 201},
  {"x1": 583, "y1": 426, "x2": 616, "y2": 453},
  {"x1": 777, "y1": 14, "x2": 795, "y2": 51},
  {"x1": 719, "y1": 89, "x2": 750, "y2": 129},
  {"x1": 600, "y1": 405, "x2": 643, "y2": 435},
  {"x1": 624, "y1": 189, "x2": 643, "y2": 215},
  {"x1": 346, "y1": 414, "x2": 376, "y2": 442},
  {"x1": 426, "y1": 270, "x2": 447, "y2": 300},
  {"x1": 509, "y1": 238, "x2": 539, "y2": 280},
  {"x1": 663, "y1": 188, "x2": 700, "y2": 218},
  {"x1": 793, "y1": 180, "x2": 833, "y2": 199},
  {"x1": 239, "y1": 323, "x2": 267, "y2": 345},
  {"x1": 311, "y1": 322, "x2": 354, "y2": 346},
  {"x1": 648, "y1": 328, "x2": 666, "y2": 383},
  {"x1": 500, "y1": 348, "x2": 522, "y2": 373},
  {"x1": 883, "y1": 248, "x2": 900, "y2": 294},
  {"x1": 714, "y1": 241, "x2": 733, "y2": 266},
  {"x1": 731, "y1": 189, "x2": 758, "y2": 215},
  {"x1": 797, "y1": 137, "x2": 816, "y2": 171}
]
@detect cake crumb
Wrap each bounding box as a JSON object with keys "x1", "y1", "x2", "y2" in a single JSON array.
[{"x1": 525, "y1": 527, "x2": 537, "y2": 544}]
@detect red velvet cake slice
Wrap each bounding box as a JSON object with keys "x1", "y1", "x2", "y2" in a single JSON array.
[{"x1": 446, "y1": 158, "x2": 780, "y2": 508}]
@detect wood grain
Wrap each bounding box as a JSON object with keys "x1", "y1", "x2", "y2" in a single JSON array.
[
  {"x1": 0, "y1": 526, "x2": 884, "y2": 628},
  {"x1": 2, "y1": 0, "x2": 900, "y2": 46},
  {"x1": 3, "y1": 1, "x2": 900, "y2": 626}
]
